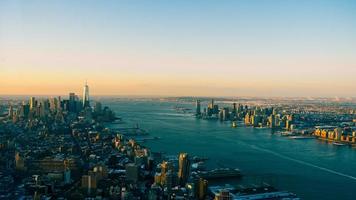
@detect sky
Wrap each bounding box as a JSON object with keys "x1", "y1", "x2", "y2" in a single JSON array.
[{"x1": 1, "y1": 0, "x2": 356, "y2": 97}]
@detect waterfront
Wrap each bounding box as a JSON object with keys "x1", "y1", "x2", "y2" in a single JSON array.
[{"x1": 107, "y1": 99, "x2": 356, "y2": 200}]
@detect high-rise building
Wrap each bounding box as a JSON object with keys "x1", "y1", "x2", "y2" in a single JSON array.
[
  {"x1": 197, "y1": 178, "x2": 208, "y2": 200},
  {"x1": 269, "y1": 114, "x2": 276, "y2": 129},
  {"x1": 94, "y1": 102, "x2": 102, "y2": 114},
  {"x1": 15, "y1": 152, "x2": 24, "y2": 170},
  {"x1": 64, "y1": 159, "x2": 71, "y2": 184},
  {"x1": 81, "y1": 175, "x2": 96, "y2": 194},
  {"x1": 207, "y1": 99, "x2": 219, "y2": 116},
  {"x1": 155, "y1": 161, "x2": 174, "y2": 187},
  {"x1": 125, "y1": 163, "x2": 139, "y2": 183},
  {"x1": 178, "y1": 153, "x2": 190, "y2": 186},
  {"x1": 196, "y1": 100, "x2": 201, "y2": 116},
  {"x1": 49, "y1": 97, "x2": 57, "y2": 112},
  {"x1": 231, "y1": 103, "x2": 237, "y2": 118},
  {"x1": 69, "y1": 93, "x2": 76, "y2": 102},
  {"x1": 8, "y1": 106, "x2": 13, "y2": 118},
  {"x1": 69, "y1": 93, "x2": 77, "y2": 112},
  {"x1": 209, "y1": 99, "x2": 214, "y2": 109},
  {"x1": 219, "y1": 107, "x2": 229, "y2": 121},
  {"x1": 57, "y1": 96, "x2": 62, "y2": 111},
  {"x1": 83, "y1": 81, "x2": 90, "y2": 108},
  {"x1": 29, "y1": 97, "x2": 37, "y2": 110},
  {"x1": 64, "y1": 169, "x2": 71, "y2": 185}
]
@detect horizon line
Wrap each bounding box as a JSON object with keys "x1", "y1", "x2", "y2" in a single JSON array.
[{"x1": 1, "y1": 94, "x2": 356, "y2": 99}]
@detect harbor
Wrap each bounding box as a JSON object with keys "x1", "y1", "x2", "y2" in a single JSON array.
[{"x1": 109, "y1": 99, "x2": 356, "y2": 200}]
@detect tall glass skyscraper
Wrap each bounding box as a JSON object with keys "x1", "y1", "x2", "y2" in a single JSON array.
[
  {"x1": 83, "y1": 81, "x2": 90, "y2": 108},
  {"x1": 178, "y1": 153, "x2": 190, "y2": 186}
]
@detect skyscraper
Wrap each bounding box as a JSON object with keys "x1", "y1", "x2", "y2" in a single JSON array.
[
  {"x1": 83, "y1": 81, "x2": 90, "y2": 108},
  {"x1": 197, "y1": 178, "x2": 208, "y2": 200},
  {"x1": 178, "y1": 153, "x2": 190, "y2": 186},
  {"x1": 29, "y1": 97, "x2": 36, "y2": 110},
  {"x1": 69, "y1": 93, "x2": 77, "y2": 112},
  {"x1": 196, "y1": 100, "x2": 201, "y2": 116},
  {"x1": 125, "y1": 163, "x2": 139, "y2": 183},
  {"x1": 8, "y1": 105, "x2": 13, "y2": 118}
]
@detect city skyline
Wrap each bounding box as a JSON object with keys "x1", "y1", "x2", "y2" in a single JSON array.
[{"x1": 1, "y1": 0, "x2": 356, "y2": 97}]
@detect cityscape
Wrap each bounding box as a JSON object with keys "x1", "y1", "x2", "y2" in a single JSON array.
[
  {"x1": 1, "y1": 83, "x2": 302, "y2": 199},
  {"x1": 3, "y1": 83, "x2": 356, "y2": 199},
  {"x1": 195, "y1": 98, "x2": 356, "y2": 146},
  {"x1": 1, "y1": 0, "x2": 356, "y2": 199}
]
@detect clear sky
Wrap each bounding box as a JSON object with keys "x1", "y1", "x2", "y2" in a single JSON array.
[{"x1": 1, "y1": 0, "x2": 356, "y2": 97}]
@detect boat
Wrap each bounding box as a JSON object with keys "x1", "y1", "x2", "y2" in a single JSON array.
[
  {"x1": 197, "y1": 168, "x2": 242, "y2": 180},
  {"x1": 192, "y1": 156, "x2": 209, "y2": 162},
  {"x1": 289, "y1": 136, "x2": 315, "y2": 139},
  {"x1": 333, "y1": 142, "x2": 346, "y2": 146},
  {"x1": 278, "y1": 131, "x2": 293, "y2": 136}
]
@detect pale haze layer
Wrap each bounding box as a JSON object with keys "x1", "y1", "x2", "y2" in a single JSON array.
[{"x1": 1, "y1": 0, "x2": 356, "y2": 97}]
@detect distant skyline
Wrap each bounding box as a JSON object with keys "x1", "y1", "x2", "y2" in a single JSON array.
[{"x1": 1, "y1": 0, "x2": 356, "y2": 97}]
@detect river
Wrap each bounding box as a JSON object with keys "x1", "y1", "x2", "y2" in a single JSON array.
[{"x1": 104, "y1": 99, "x2": 356, "y2": 200}]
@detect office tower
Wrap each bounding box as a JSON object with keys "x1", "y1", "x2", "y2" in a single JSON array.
[
  {"x1": 178, "y1": 153, "x2": 190, "y2": 186},
  {"x1": 69, "y1": 93, "x2": 77, "y2": 112},
  {"x1": 155, "y1": 161, "x2": 174, "y2": 188},
  {"x1": 269, "y1": 114, "x2": 276, "y2": 129},
  {"x1": 197, "y1": 178, "x2": 208, "y2": 200},
  {"x1": 94, "y1": 102, "x2": 102, "y2": 114},
  {"x1": 29, "y1": 97, "x2": 36, "y2": 110},
  {"x1": 233, "y1": 103, "x2": 237, "y2": 110},
  {"x1": 83, "y1": 81, "x2": 90, "y2": 108},
  {"x1": 90, "y1": 165, "x2": 108, "y2": 183},
  {"x1": 39, "y1": 100, "x2": 49, "y2": 118},
  {"x1": 250, "y1": 115, "x2": 255, "y2": 126},
  {"x1": 165, "y1": 170, "x2": 173, "y2": 192},
  {"x1": 286, "y1": 119, "x2": 290, "y2": 130},
  {"x1": 232, "y1": 103, "x2": 237, "y2": 118},
  {"x1": 244, "y1": 113, "x2": 250, "y2": 125},
  {"x1": 64, "y1": 169, "x2": 71, "y2": 185},
  {"x1": 210, "y1": 99, "x2": 214, "y2": 108},
  {"x1": 81, "y1": 175, "x2": 96, "y2": 194},
  {"x1": 196, "y1": 100, "x2": 201, "y2": 116},
  {"x1": 121, "y1": 187, "x2": 134, "y2": 200},
  {"x1": 8, "y1": 106, "x2": 13, "y2": 118},
  {"x1": 69, "y1": 93, "x2": 76, "y2": 102},
  {"x1": 213, "y1": 104, "x2": 219, "y2": 114},
  {"x1": 272, "y1": 107, "x2": 277, "y2": 115},
  {"x1": 221, "y1": 107, "x2": 229, "y2": 121},
  {"x1": 219, "y1": 109, "x2": 224, "y2": 121},
  {"x1": 125, "y1": 163, "x2": 139, "y2": 183},
  {"x1": 20, "y1": 103, "x2": 30, "y2": 118},
  {"x1": 148, "y1": 187, "x2": 160, "y2": 200},
  {"x1": 208, "y1": 99, "x2": 219, "y2": 116},
  {"x1": 57, "y1": 96, "x2": 62, "y2": 111},
  {"x1": 49, "y1": 97, "x2": 57, "y2": 112},
  {"x1": 334, "y1": 128, "x2": 343, "y2": 141},
  {"x1": 63, "y1": 159, "x2": 71, "y2": 184},
  {"x1": 160, "y1": 161, "x2": 173, "y2": 185}
]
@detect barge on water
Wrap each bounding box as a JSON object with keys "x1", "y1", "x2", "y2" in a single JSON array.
[{"x1": 196, "y1": 168, "x2": 242, "y2": 180}]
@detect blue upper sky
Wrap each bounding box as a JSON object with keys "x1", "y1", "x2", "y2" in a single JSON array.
[{"x1": 1, "y1": 0, "x2": 356, "y2": 96}]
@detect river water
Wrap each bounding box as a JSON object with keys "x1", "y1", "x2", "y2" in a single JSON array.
[{"x1": 105, "y1": 99, "x2": 356, "y2": 200}]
